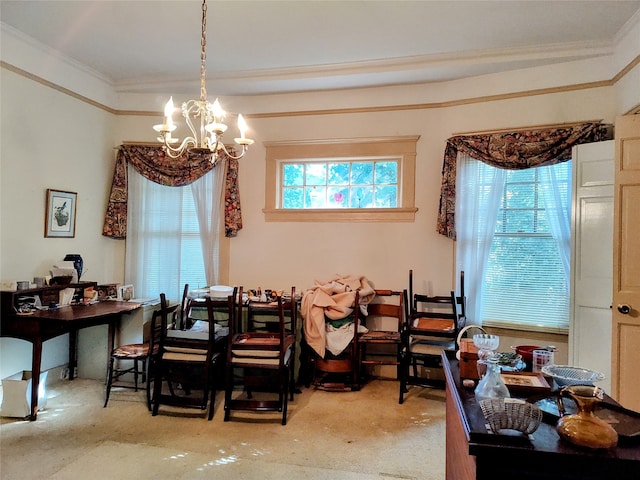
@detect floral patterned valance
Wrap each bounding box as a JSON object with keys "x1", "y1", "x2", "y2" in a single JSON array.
[
  {"x1": 102, "y1": 145, "x2": 242, "y2": 239},
  {"x1": 437, "y1": 122, "x2": 611, "y2": 240}
]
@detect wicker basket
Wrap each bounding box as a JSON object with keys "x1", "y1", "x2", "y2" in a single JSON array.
[{"x1": 479, "y1": 398, "x2": 543, "y2": 434}]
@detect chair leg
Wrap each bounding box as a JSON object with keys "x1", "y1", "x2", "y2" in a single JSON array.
[
  {"x1": 145, "y1": 358, "x2": 153, "y2": 411},
  {"x1": 399, "y1": 353, "x2": 407, "y2": 404},
  {"x1": 208, "y1": 366, "x2": 216, "y2": 421},
  {"x1": 201, "y1": 365, "x2": 210, "y2": 411},
  {"x1": 104, "y1": 355, "x2": 115, "y2": 407},
  {"x1": 152, "y1": 362, "x2": 163, "y2": 416},
  {"x1": 281, "y1": 368, "x2": 289, "y2": 426},
  {"x1": 289, "y1": 347, "x2": 296, "y2": 401},
  {"x1": 223, "y1": 365, "x2": 233, "y2": 422},
  {"x1": 133, "y1": 359, "x2": 139, "y2": 392}
]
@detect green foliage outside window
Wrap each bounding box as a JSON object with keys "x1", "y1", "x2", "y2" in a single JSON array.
[{"x1": 281, "y1": 159, "x2": 398, "y2": 209}]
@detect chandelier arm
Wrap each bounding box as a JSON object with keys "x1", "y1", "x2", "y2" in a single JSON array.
[
  {"x1": 215, "y1": 142, "x2": 249, "y2": 161},
  {"x1": 183, "y1": 100, "x2": 204, "y2": 147},
  {"x1": 162, "y1": 135, "x2": 198, "y2": 159}
]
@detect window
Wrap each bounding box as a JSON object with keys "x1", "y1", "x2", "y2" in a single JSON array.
[
  {"x1": 457, "y1": 156, "x2": 571, "y2": 332},
  {"x1": 264, "y1": 137, "x2": 419, "y2": 222},
  {"x1": 126, "y1": 167, "x2": 210, "y2": 302},
  {"x1": 281, "y1": 159, "x2": 398, "y2": 209},
  {"x1": 483, "y1": 163, "x2": 570, "y2": 330}
]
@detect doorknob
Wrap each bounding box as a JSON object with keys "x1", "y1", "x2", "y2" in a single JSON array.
[{"x1": 617, "y1": 304, "x2": 631, "y2": 314}]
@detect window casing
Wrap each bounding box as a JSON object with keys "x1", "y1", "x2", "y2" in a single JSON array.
[{"x1": 264, "y1": 137, "x2": 419, "y2": 222}]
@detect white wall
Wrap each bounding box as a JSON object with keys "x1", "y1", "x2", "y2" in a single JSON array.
[{"x1": 2, "y1": 18, "x2": 639, "y2": 380}]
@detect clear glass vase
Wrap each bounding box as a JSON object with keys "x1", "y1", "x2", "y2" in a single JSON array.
[{"x1": 475, "y1": 356, "x2": 511, "y2": 402}]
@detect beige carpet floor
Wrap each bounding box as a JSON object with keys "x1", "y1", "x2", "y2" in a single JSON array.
[{"x1": 1, "y1": 378, "x2": 446, "y2": 479}]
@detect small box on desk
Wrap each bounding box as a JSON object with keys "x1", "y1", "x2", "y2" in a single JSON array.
[
  {"x1": 459, "y1": 352, "x2": 480, "y2": 380},
  {"x1": 1, "y1": 370, "x2": 48, "y2": 418}
]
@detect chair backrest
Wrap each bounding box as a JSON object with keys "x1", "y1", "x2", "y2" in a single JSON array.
[
  {"x1": 190, "y1": 287, "x2": 236, "y2": 334},
  {"x1": 228, "y1": 286, "x2": 296, "y2": 368},
  {"x1": 407, "y1": 270, "x2": 465, "y2": 341},
  {"x1": 408, "y1": 270, "x2": 466, "y2": 324},
  {"x1": 148, "y1": 293, "x2": 180, "y2": 355},
  {"x1": 200, "y1": 289, "x2": 235, "y2": 360},
  {"x1": 364, "y1": 289, "x2": 404, "y2": 333},
  {"x1": 247, "y1": 286, "x2": 297, "y2": 334},
  {"x1": 179, "y1": 283, "x2": 190, "y2": 330},
  {"x1": 455, "y1": 271, "x2": 466, "y2": 321}
]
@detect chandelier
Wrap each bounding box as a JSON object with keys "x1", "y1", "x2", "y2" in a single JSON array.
[{"x1": 153, "y1": 0, "x2": 254, "y2": 160}]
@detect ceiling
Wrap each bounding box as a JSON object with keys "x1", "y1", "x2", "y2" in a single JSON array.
[{"x1": 1, "y1": 0, "x2": 639, "y2": 96}]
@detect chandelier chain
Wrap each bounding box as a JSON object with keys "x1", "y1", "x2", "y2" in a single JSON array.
[{"x1": 200, "y1": 0, "x2": 207, "y2": 102}]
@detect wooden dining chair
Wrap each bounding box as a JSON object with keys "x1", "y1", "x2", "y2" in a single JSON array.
[
  {"x1": 104, "y1": 296, "x2": 176, "y2": 410},
  {"x1": 308, "y1": 290, "x2": 362, "y2": 392},
  {"x1": 399, "y1": 270, "x2": 466, "y2": 403},
  {"x1": 151, "y1": 291, "x2": 232, "y2": 420},
  {"x1": 224, "y1": 286, "x2": 297, "y2": 425},
  {"x1": 357, "y1": 289, "x2": 404, "y2": 382}
]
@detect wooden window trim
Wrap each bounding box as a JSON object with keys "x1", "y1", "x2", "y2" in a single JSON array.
[{"x1": 263, "y1": 136, "x2": 419, "y2": 222}]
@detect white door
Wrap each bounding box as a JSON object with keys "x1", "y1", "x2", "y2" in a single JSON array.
[
  {"x1": 570, "y1": 140, "x2": 614, "y2": 394},
  {"x1": 612, "y1": 114, "x2": 640, "y2": 411}
]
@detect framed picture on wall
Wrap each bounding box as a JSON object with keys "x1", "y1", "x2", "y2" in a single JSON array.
[{"x1": 45, "y1": 189, "x2": 77, "y2": 238}]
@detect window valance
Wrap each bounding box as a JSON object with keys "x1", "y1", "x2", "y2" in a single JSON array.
[
  {"x1": 102, "y1": 145, "x2": 242, "y2": 239},
  {"x1": 437, "y1": 122, "x2": 611, "y2": 240}
]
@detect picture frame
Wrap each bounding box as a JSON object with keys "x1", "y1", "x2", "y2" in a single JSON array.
[
  {"x1": 500, "y1": 372, "x2": 552, "y2": 395},
  {"x1": 117, "y1": 284, "x2": 134, "y2": 301},
  {"x1": 45, "y1": 189, "x2": 77, "y2": 238}
]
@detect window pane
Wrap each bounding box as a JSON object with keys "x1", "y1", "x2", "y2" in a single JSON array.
[
  {"x1": 374, "y1": 185, "x2": 397, "y2": 207},
  {"x1": 375, "y1": 161, "x2": 397, "y2": 184},
  {"x1": 498, "y1": 209, "x2": 535, "y2": 233},
  {"x1": 351, "y1": 162, "x2": 373, "y2": 185},
  {"x1": 350, "y1": 186, "x2": 373, "y2": 208},
  {"x1": 328, "y1": 163, "x2": 350, "y2": 185},
  {"x1": 283, "y1": 186, "x2": 304, "y2": 208},
  {"x1": 305, "y1": 164, "x2": 326, "y2": 186},
  {"x1": 504, "y1": 183, "x2": 535, "y2": 209},
  {"x1": 283, "y1": 164, "x2": 303, "y2": 186},
  {"x1": 483, "y1": 235, "x2": 568, "y2": 327},
  {"x1": 305, "y1": 186, "x2": 326, "y2": 208},
  {"x1": 327, "y1": 187, "x2": 348, "y2": 208}
]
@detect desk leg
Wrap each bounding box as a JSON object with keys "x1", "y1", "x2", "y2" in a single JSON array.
[
  {"x1": 107, "y1": 318, "x2": 117, "y2": 381},
  {"x1": 69, "y1": 329, "x2": 78, "y2": 380},
  {"x1": 29, "y1": 339, "x2": 43, "y2": 421}
]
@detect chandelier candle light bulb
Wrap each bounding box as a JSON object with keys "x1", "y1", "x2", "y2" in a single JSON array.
[{"x1": 235, "y1": 114, "x2": 254, "y2": 145}]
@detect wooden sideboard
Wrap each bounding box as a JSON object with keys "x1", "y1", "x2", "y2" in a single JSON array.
[{"x1": 442, "y1": 353, "x2": 640, "y2": 480}]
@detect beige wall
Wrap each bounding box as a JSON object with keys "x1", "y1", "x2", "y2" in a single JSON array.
[
  {"x1": 2, "y1": 19, "x2": 639, "y2": 380},
  {"x1": 0, "y1": 69, "x2": 125, "y2": 378}
]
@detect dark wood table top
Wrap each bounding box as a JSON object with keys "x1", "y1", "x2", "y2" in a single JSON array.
[
  {"x1": 26, "y1": 301, "x2": 141, "y2": 321},
  {"x1": 443, "y1": 353, "x2": 640, "y2": 463}
]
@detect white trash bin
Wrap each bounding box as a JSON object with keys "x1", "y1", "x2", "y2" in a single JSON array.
[{"x1": 1, "y1": 370, "x2": 48, "y2": 418}]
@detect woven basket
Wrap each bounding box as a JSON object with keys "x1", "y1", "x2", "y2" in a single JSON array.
[{"x1": 479, "y1": 398, "x2": 542, "y2": 434}]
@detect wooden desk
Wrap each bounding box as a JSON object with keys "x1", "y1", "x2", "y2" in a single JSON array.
[
  {"x1": 1, "y1": 301, "x2": 140, "y2": 420},
  {"x1": 442, "y1": 353, "x2": 640, "y2": 480}
]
